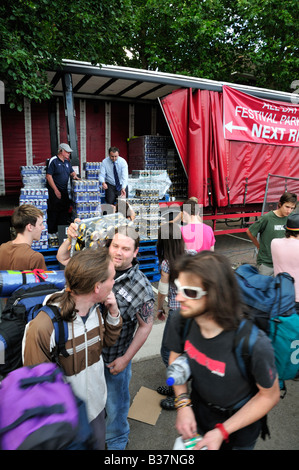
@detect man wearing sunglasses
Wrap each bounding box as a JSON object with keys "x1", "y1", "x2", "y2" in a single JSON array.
[
  {"x1": 174, "y1": 279, "x2": 207, "y2": 301},
  {"x1": 165, "y1": 251, "x2": 280, "y2": 450}
]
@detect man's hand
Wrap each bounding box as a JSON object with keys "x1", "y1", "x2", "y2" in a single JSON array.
[
  {"x1": 157, "y1": 308, "x2": 166, "y2": 321},
  {"x1": 54, "y1": 188, "x2": 61, "y2": 199},
  {"x1": 176, "y1": 406, "x2": 198, "y2": 440},
  {"x1": 67, "y1": 221, "x2": 80, "y2": 240},
  {"x1": 107, "y1": 356, "x2": 129, "y2": 375},
  {"x1": 193, "y1": 427, "x2": 224, "y2": 450},
  {"x1": 105, "y1": 292, "x2": 119, "y2": 317}
]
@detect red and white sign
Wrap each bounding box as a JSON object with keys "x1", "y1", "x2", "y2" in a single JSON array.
[{"x1": 223, "y1": 85, "x2": 299, "y2": 147}]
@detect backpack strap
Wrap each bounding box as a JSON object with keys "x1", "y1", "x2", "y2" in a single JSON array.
[
  {"x1": 234, "y1": 319, "x2": 271, "y2": 440},
  {"x1": 179, "y1": 315, "x2": 192, "y2": 350},
  {"x1": 0, "y1": 405, "x2": 65, "y2": 435},
  {"x1": 234, "y1": 319, "x2": 259, "y2": 382},
  {"x1": 38, "y1": 305, "x2": 69, "y2": 359}
]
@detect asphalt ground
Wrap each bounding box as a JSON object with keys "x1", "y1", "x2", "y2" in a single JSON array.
[{"x1": 127, "y1": 231, "x2": 299, "y2": 452}]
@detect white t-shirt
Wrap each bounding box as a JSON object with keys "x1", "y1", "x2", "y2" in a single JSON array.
[{"x1": 271, "y1": 237, "x2": 299, "y2": 301}]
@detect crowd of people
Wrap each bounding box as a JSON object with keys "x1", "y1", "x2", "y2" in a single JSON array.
[{"x1": 0, "y1": 144, "x2": 298, "y2": 451}]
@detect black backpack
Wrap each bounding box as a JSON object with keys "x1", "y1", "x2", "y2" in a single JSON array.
[{"x1": 0, "y1": 282, "x2": 68, "y2": 380}]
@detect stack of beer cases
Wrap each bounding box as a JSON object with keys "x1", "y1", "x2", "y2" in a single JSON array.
[{"x1": 19, "y1": 165, "x2": 49, "y2": 250}]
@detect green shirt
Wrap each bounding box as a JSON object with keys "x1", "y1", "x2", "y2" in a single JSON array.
[{"x1": 249, "y1": 211, "x2": 287, "y2": 267}]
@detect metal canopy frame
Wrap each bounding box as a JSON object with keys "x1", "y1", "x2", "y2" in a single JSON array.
[
  {"x1": 49, "y1": 59, "x2": 295, "y2": 104},
  {"x1": 47, "y1": 60, "x2": 295, "y2": 166}
]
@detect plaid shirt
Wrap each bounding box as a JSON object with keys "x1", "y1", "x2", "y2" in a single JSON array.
[
  {"x1": 161, "y1": 250, "x2": 196, "y2": 310},
  {"x1": 161, "y1": 259, "x2": 180, "y2": 310},
  {"x1": 102, "y1": 260, "x2": 154, "y2": 363}
]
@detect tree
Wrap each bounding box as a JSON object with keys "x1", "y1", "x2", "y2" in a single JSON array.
[
  {"x1": 232, "y1": 0, "x2": 299, "y2": 91},
  {"x1": 124, "y1": 0, "x2": 298, "y2": 92},
  {"x1": 1, "y1": 0, "x2": 298, "y2": 109},
  {"x1": 0, "y1": 0, "x2": 132, "y2": 109},
  {"x1": 124, "y1": 0, "x2": 235, "y2": 79}
]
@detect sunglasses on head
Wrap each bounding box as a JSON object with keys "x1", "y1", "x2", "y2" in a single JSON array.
[{"x1": 174, "y1": 279, "x2": 207, "y2": 300}]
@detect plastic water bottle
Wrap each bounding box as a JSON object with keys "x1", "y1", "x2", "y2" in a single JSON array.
[{"x1": 166, "y1": 354, "x2": 191, "y2": 386}]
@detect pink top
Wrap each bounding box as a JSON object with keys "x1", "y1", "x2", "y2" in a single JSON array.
[
  {"x1": 271, "y1": 237, "x2": 299, "y2": 302},
  {"x1": 180, "y1": 223, "x2": 215, "y2": 252}
]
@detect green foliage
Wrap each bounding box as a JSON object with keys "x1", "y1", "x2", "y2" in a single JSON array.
[
  {"x1": 125, "y1": 0, "x2": 298, "y2": 92},
  {"x1": 0, "y1": 0, "x2": 132, "y2": 109},
  {"x1": 0, "y1": 0, "x2": 297, "y2": 109}
]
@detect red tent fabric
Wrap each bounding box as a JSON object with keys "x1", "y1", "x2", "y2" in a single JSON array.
[{"x1": 160, "y1": 88, "x2": 299, "y2": 207}]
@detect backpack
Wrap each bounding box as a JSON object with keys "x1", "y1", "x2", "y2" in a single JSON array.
[
  {"x1": 235, "y1": 264, "x2": 299, "y2": 392},
  {"x1": 0, "y1": 282, "x2": 69, "y2": 380},
  {"x1": 0, "y1": 269, "x2": 66, "y2": 297},
  {"x1": 0, "y1": 362, "x2": 95, "y2": 450}
]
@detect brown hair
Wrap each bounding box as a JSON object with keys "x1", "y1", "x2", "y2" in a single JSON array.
[
  {"x1": 105, "y1": 224, "x2": 140, "y2": 251},
  {"x1": 11, "y1": 204, "x2": 44, "y2": 234},
  {"x1": 47, "y1": 247, "x2": 111, "y2": 321},
  {"x1": 278, "y1": 192, "x2": 297, "y2": 208},
  {"x1": 175, "y1": 251, "x2": 242, "y2": 330},
  {"x1": 109, "y1": 146, "x2": 119, "y2": 153},
  {"x1": 157, "y1": 223, "x2": 185, "y2": 283},
  {"x1": 181, "y1": 198, "x2": 201, "y2": 217}
]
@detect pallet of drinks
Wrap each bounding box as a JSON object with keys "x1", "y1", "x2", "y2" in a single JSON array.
[
  {"x1": 19, "y1": 165, "x2": 49, "y2": 250},
  {"x1": 128, "y1": 135, "x2": 172, "y2": 172}
]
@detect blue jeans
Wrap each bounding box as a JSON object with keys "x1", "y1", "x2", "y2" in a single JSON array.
[{"x1": 104, "y1": 361, "x2": 132, "y2": 450}]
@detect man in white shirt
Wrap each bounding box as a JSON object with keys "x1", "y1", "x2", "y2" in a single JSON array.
[{"x1": 99, "y1": 147, "x2": 129, "y2": 205}]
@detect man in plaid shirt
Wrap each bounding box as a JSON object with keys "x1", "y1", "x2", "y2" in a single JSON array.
[
  {"x1": 102, "y1": 227, "x2": 154, "y2": 450},
  {"x1": 57, "y1": 224, "x2": 154, "y2": 450}
]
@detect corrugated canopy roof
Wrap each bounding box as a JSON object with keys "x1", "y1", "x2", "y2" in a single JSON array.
[{"x1": 47, "y1": 59, "x2": 295, "y2": 104}]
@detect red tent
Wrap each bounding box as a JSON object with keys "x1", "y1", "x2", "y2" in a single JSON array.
[{"x1": 160, "y1": 87, "x2": 299, "y2": 208}]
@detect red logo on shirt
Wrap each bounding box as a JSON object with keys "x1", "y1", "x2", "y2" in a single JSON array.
[{"x1": 185, "y1": 340, "x2": 226, "y2": 377}]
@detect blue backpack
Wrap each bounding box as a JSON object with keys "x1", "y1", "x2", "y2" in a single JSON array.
[
  {"x1": 235, "y1": 264, "x2": 299, "y2": 392},
  {"x1": 0, "y1": 282, "x2": 69, "y2": 379}
]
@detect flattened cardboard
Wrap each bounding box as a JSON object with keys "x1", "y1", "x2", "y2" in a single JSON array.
[{"x1": 128, "y1": 386, "x2": 162, "y2": 425}]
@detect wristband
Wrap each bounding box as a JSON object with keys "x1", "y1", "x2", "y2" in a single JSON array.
[
  {"x1": 158, "y1": 280, "x2": 169, "y2": 295},
  {"x1": 215, "y1": 423, "x2": 229, "y2": 443},
  {"x1": 174, "y1": 393, "x2": 192, "y2": 410},
  {"x1": 174, "y1": 398, "x2": 192, "y2": 410}
]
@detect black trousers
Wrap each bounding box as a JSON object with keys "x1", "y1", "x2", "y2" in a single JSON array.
[
  {"x1": 47, "y1": 187, "x2": 71, "y2": 233},
  {"x1": 105, "y1": 182, "x2": 128, "y2": 205}
]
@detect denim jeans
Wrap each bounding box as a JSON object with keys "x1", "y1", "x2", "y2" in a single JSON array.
[
  {"x1": 104, "y1": 361, "x2": 132, "y2": 450},
  {"x1": 257, "y1": 264, "x2": 274, "y2": 276}
]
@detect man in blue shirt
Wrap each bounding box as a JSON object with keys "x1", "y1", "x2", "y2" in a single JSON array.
[
  {"x1": 46, "y1": 143, "x2": 79, "y2": 233},
  {"x1": 99, "y1": 146, "x2": 129, "y2": 205}
]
